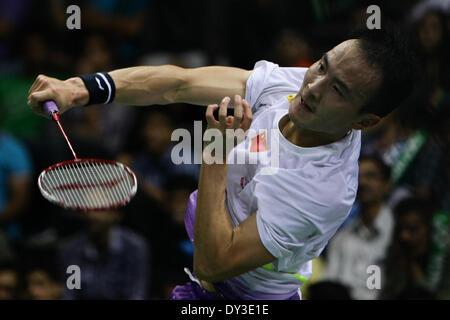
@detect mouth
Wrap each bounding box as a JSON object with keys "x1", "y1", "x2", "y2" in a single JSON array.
[{"x1": 300, "y1": 95, "x2": 314, "y2": 113}]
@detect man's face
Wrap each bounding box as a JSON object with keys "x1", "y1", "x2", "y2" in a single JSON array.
[
  {"x1": 357, "y1": 159, "x2": 389, "y2": 205},
  {"x1": 397, "y1": 211, "x2": 429, "y2": 258},
  {"x1": 289, "y1": 39, "x2": 381, "y2": 135}
]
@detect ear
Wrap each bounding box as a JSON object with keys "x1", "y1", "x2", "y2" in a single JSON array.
[{"x1": 351, "y1": 114, "x2": 381, "y2": 130}]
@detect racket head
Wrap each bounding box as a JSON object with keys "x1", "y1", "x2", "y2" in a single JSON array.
[{"x1": 38, "y1": 158, "x2": 137, "y2": 211}]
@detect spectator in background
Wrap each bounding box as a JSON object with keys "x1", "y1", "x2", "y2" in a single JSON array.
[
  {"x1": 360, "y1": 9, "x2": 448, "y2": 198},
  {"x1": 76, "y1": 34, "x2": 114, "y2": 75},
  {"x1": 60, "y1": 208, "x2": 150, "y2": 300},
  {"x1": 408, "y1": 105, "x2": 450, "y2": 210},
  {"x1": 22, "y1": 31, "x2": 53, "y2": 76},
  {"x1": 413, "y1": 9, "x2": 450, "y2": 99},
  {"x1": 323, "y1": 156, "x2": 394, "y2": 299},
  {"x1": 120, "y1": 111, "x2": 198, "y2": 295},
  {"x1": 273, "y1": 29, "x2": 313, "y2": 68},
  {"x1": 379, "y1": 198, "x2": 438, "y2": 299},
  {"x1": 359, "y1": 112, "x2": 418, "y2": 210},
  {"x1": 400, "y1": 107, "x2": 450, "y2": 299},
  {"x1": 0, "y1": 0, "x2": 32, "y2": 74},
  {"x1": 129, "y1": 110, "x2": 199, "y2": 209},
  {"x1": 83, "y1": 0, "x2": 152, "y2": 65},
  {"x1": 164, "y1": 175, "x2": 196, "y2": 266},
  {"x1": 23, "y1": 266, "x2": 62, "y2": 300},
  {"x1": 0, "y1": 30, "x2": 49, "y2": 140},
  {"x1": 0, "y1": 263, "x2": 20, "y2": 300},
  {"x1": 154, "y1": 174, "x2": 197, "y2": 299},
  {"x1": 63, "y1": 33, "x2": 137, "y2": 158},
  {"x1": 0, "y1": 131, "x2": 32, "y2": 244},
  {"x1": 131, "y1": 110, "x2": 177, "y2": 208},
  {"x1": 360, "y1": 112, "x2": 413, "y2": 168}
]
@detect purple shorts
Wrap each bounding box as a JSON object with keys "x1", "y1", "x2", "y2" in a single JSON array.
[
  {"x1": 169, "y1": 190, "x2": 300, "y2": 300},
  {"x1": 169, "y1": 279, "x2": 224, "y2": 300}
]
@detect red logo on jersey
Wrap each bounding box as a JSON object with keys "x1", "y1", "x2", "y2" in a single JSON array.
[
  {"x1": 249, "y1": 131, "x2": 268, "y2": 153},
  {"x1": 240, "y1": 176, "x2": 249, "y2": 189}
]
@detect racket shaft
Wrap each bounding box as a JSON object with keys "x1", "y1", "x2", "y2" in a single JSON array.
[{"x1": 44, "y1": 100, "x2": 78, "y2": 159}]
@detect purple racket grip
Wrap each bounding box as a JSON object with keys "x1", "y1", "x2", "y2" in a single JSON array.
[{"x1": 43, "y1": 101, "x2": 60, "y2": 117}]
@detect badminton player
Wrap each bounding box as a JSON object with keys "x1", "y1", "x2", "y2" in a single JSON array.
[{"x1": 28, "y1": 29, "x2": 417, "y2": 299}]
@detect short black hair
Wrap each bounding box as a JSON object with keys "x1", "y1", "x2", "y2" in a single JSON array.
[
  {"x1": 393, "y1": 197, "x2": 433, "y2": 225},
  {"x1": 352, "y1": 28, "x2": 419, "y2": 118},
  {"x1": 359, "y1": 155, "x2": 391, "y2": 181}
]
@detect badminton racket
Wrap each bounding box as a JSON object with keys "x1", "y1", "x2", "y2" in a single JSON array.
[{"x1": 38, "y1": 100, "x2": 137, "y2": 211}]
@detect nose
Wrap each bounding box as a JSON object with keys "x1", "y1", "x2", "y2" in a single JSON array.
[{"x1": 306, "y1": 76, "x2": 326, "y2": 103}]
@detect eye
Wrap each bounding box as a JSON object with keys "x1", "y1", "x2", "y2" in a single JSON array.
[{"x1": 318, "y1": 62, "x2": 325, "y2": 73}]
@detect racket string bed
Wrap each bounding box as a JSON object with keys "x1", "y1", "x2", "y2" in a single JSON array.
[
  {"x1": 76, "y1": 161, "x2": 99, "y2": 208},
  {"x1": 39, "y1": 160, "x2": 136, "y2": 211},
  {"x1": 67, "y1": 162, "x2": 87, "y2": 208},
  {"x1": 92, "y1": 161, "x2": 120, "y2": 207},
  {"x1": 110, "y1": 163, "x2": 131, "y2": 201},
  {"x1": 38, "y1": 101, "x2": 137, "y2": 211},
  {"x1": 53, "y1": 165, "x2": 82, "y2": 208}
]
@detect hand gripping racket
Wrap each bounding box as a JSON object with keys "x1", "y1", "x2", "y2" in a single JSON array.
[{"x1": 38, "y1": 101, "x2": 137, "y2": 211}]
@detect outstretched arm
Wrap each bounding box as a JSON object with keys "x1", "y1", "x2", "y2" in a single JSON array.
[{"x1": 28, "y1": 65, "x2": 252, "y2": 116}]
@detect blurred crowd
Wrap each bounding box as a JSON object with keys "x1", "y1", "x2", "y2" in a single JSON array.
[{"x1": 0, "y1": 0, "x2": 449, "y2": 300}]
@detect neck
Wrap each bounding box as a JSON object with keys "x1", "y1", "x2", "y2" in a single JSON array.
[
  {"x1": 279, "y1": 116, "x2": 349, "y2": 148},
  {"x1": 360, "y1": 202, "x2": 383, "y2": 228}
]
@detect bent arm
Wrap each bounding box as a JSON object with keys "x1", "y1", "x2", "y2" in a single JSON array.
[
  {"x1": 193, "y1": 98, "x2": 275, "y2": 282},
  {"x1": 194, "y1": 159, "x2": 275, "y2": 283}
]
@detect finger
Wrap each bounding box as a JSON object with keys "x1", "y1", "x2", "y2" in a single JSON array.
[
  {"x1": 218, "y1": 96, "x2": 230, "y2": 124},
  {"x1": 28, "y1": 90, "x2": 54, "y2": 117},
  {"x1": 28, "y1": 75, "x2": 52, "y2": 111},
  {"x1": 232, "y1": 95, "x2": 243, "y2": 129},
  {"x1": 31, "y1": 74, "x2": 50, "y2": 94},
  {"x1": 28, "y1": 75, "x2": 41, "y2": 94},
  {"x1": 28, "y1": 74, "x2": 48, "y2": 94},
  {"x1": 240, "y1": 99, "x2": 253, "y2": 131},
  {"x1": 205, "y1": 104, "x2": 219, "y2": 126}
]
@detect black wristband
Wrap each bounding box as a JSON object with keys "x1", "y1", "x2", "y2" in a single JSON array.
[{"x1": 78, "y1": 72, "x2": 116, "y2": 105}]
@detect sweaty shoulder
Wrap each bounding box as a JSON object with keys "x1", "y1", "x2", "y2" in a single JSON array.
[{"x1": 246, "y1": 60, "x2": 308, "y2": 113}]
